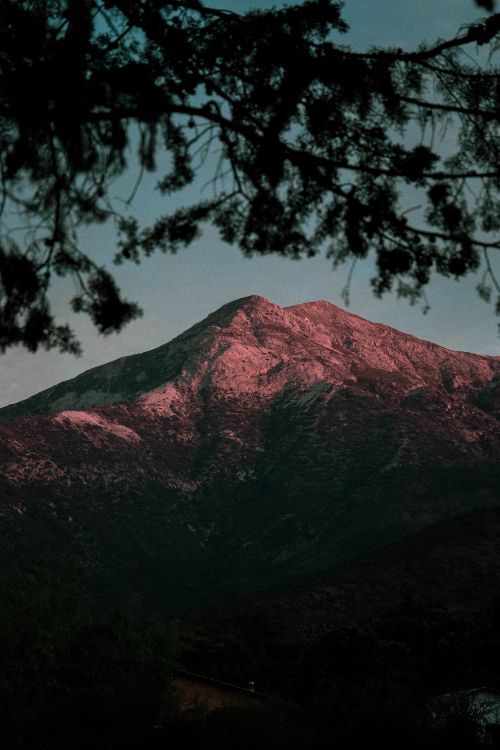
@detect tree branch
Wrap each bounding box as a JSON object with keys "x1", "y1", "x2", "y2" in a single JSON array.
[
  {"x1": 399, "y1": 94, "x2": 500, "y2": 120},
  {"x1": 406, "y1": 224, "x2": 500, "y2": 249},
  {"x1": 285, "y1": 145, "x2": 499, "y2": 182},
  {"x1": 353, "y1": 13, "x2": 500, "y2": 61}
]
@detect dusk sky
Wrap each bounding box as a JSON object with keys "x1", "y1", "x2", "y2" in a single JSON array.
[{"x1": 0, "y1": 0, "x2": 498, "y2": 409}]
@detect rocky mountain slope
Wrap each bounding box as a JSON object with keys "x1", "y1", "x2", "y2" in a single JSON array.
[{"x1": 0, "y1": 296, "x2": 498, "y2": 613}]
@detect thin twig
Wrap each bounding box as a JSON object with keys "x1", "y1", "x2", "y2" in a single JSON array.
[{"x1": 484, "y1": 247, "x2": 500, "y2": 293}]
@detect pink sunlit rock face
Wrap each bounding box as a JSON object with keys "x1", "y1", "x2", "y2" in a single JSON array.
[{"x1": 0, "y1": 296, "x2": 498, "y2": 614}]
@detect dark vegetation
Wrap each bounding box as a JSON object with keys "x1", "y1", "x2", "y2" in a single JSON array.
[
  {"x1": 0, "y1": 558, "x2": 176, "y2": 749},
  {"x1": 179, "y1": 587, "x2": 500, "y2": 699},
  {"x1": 1, "y1": 0, "x2": 500, "y2": 354},
  {"x1": 175, "y1": 591, "x2": 500, "y2": 748},
  {"x1": 1, "y1": 555, "x2": 499, "y2": 748}
]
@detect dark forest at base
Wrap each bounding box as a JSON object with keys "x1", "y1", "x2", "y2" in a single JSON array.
[{"x1": 1, "y1": 557, "x2": 500, "y2": 750}]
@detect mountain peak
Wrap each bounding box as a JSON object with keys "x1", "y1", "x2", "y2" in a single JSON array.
[
  {"x1": 207, "y1": 294, "x2": 282, "y2": 320},
  {"x1": 286, "y1": 298, "x2": 340, "y2": 312},
  {"x1": 0, "y1": 295, "x2": 498, "y2": 422}
]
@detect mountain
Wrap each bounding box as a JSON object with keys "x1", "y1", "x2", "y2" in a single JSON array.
[{"x1": 0, "y1": 296, "x2": 498, "y2": 613}]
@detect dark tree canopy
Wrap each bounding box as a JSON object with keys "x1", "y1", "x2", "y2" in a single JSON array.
[
  {"x1": 0, "y1": 558, "x2": 176, "y2": 747},
  {"x1": 1, "y1": 0, "x2": 500, "y2": 353}
]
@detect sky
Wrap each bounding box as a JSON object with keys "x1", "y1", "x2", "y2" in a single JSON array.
[{"x1": 0, "y1": 0, "x2": 498, "y2": 408}]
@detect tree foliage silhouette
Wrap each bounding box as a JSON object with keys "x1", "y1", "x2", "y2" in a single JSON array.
[{"x1": 1, "y1": 0, "x2": 500, "y2": 353}]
